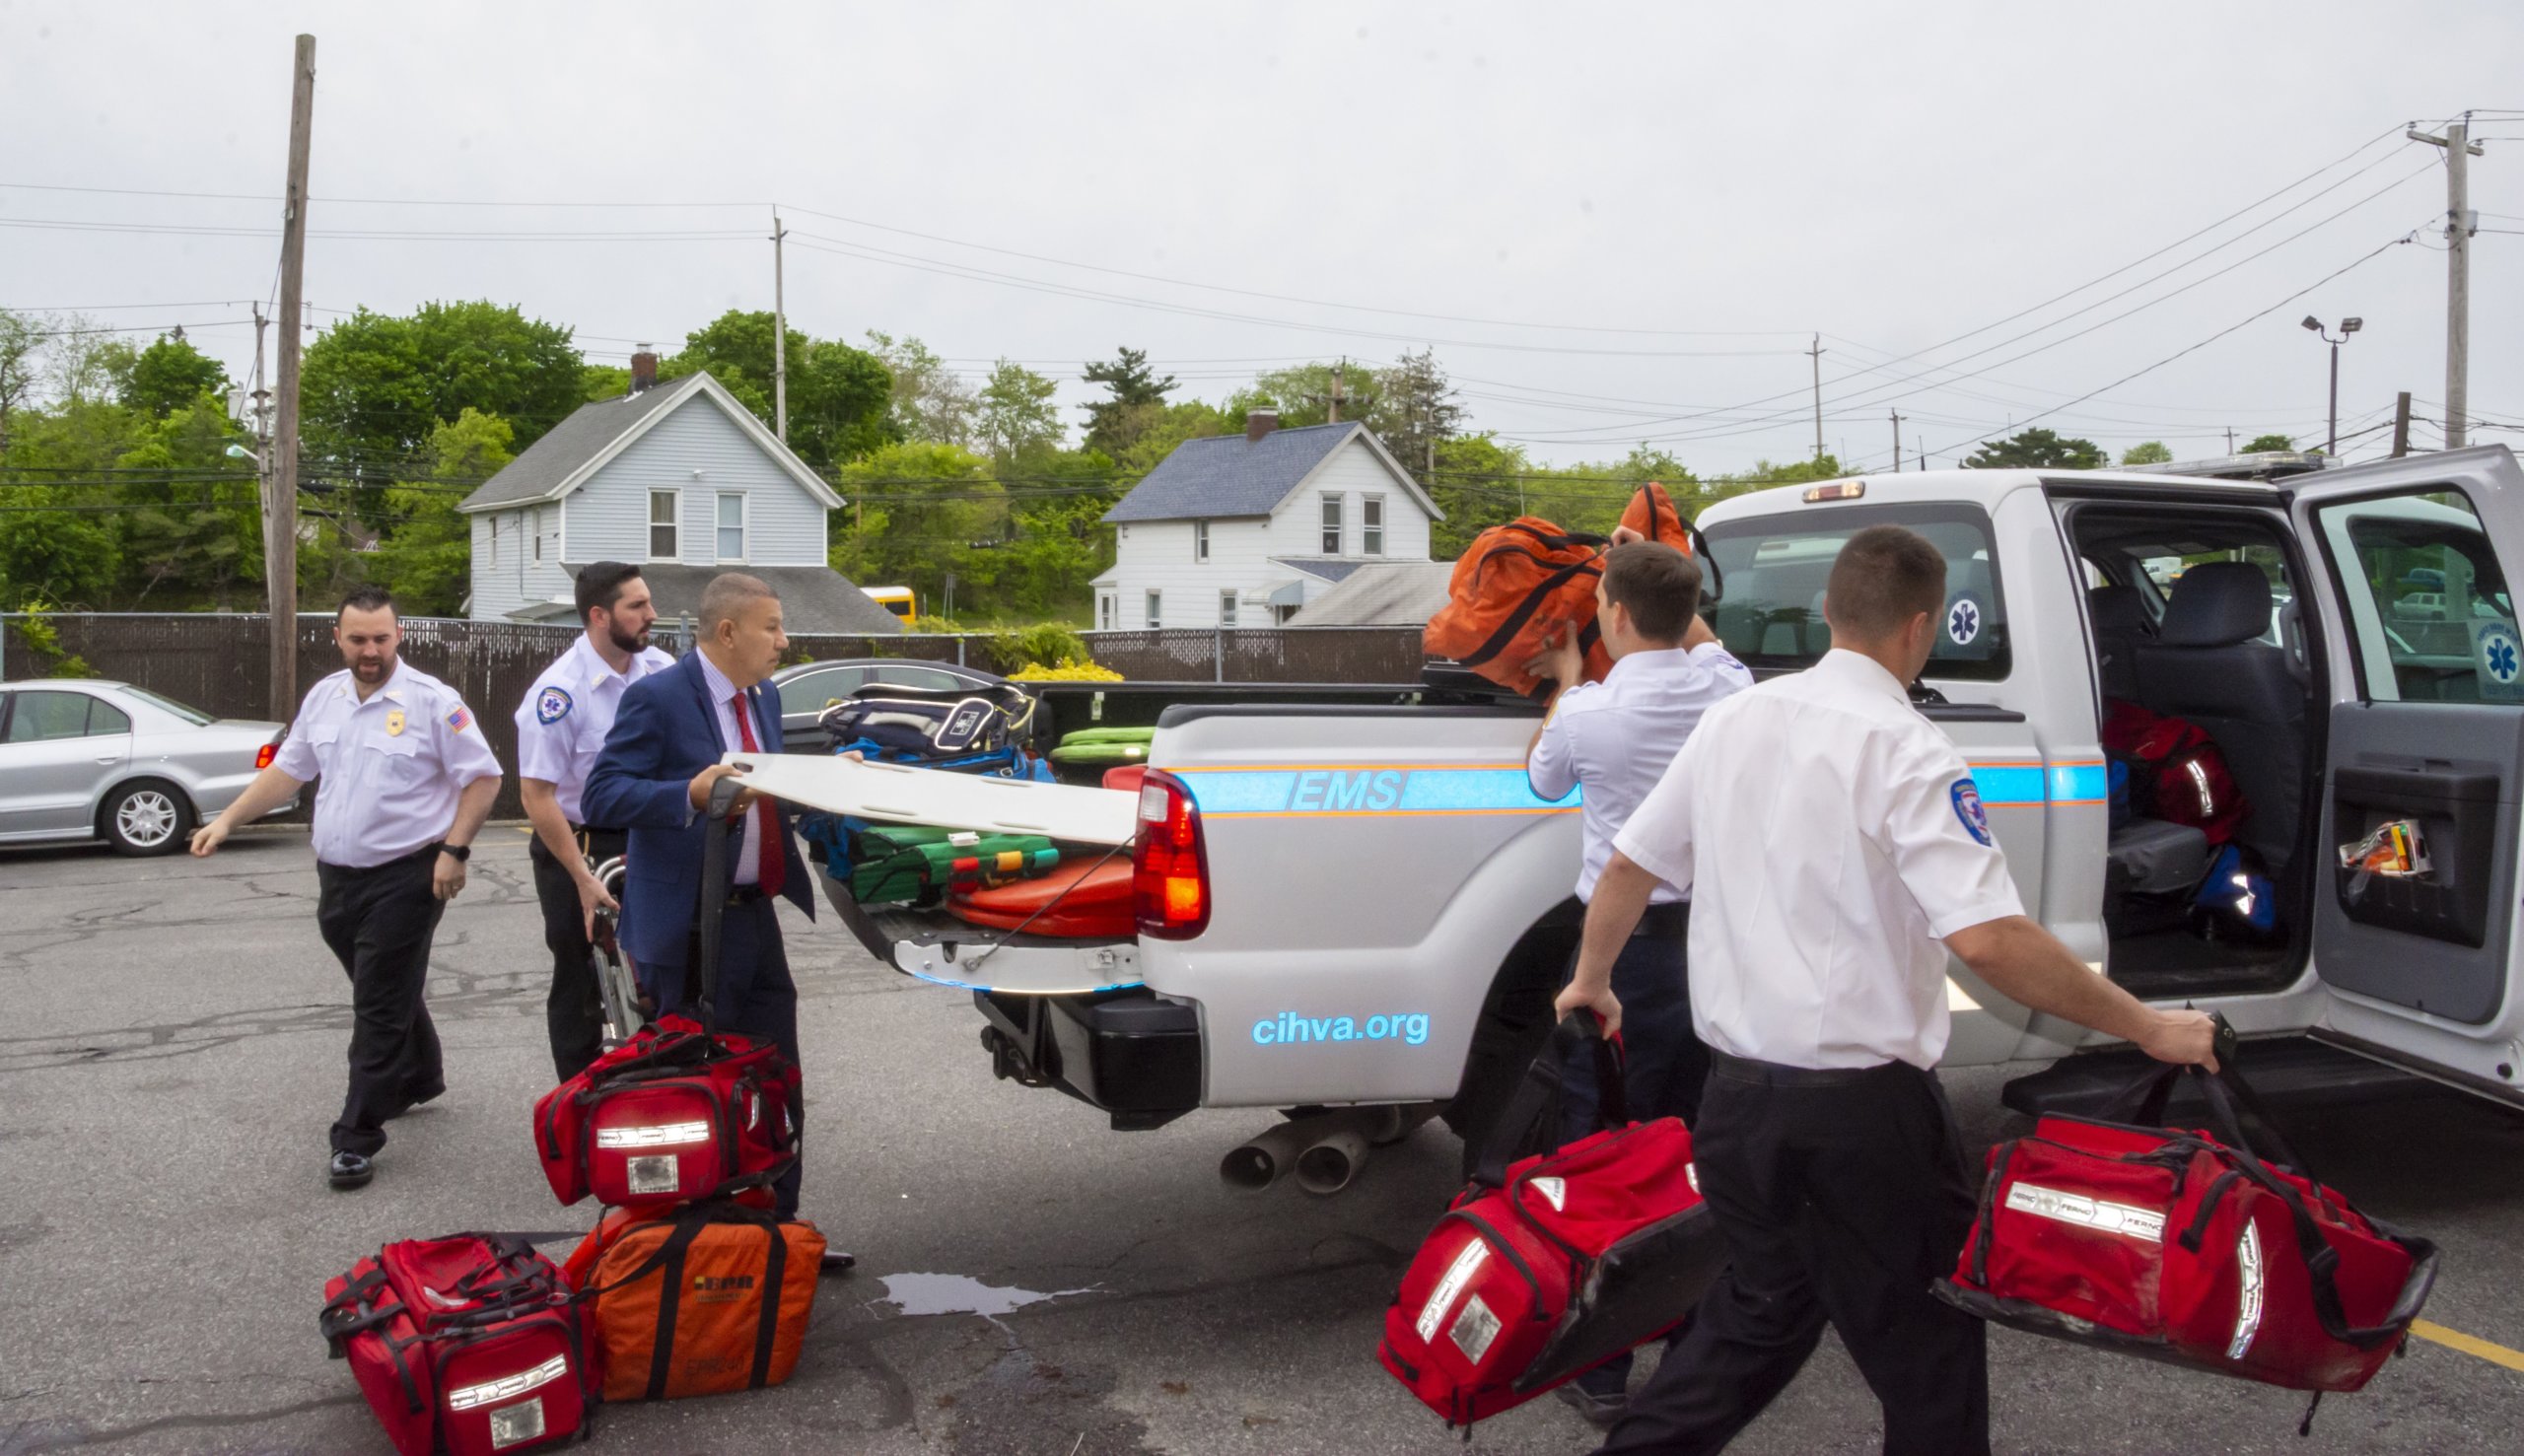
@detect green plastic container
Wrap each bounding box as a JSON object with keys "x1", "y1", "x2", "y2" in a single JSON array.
[{"x1": 848, "y1": 826, "x2": 1059, "y2": 905}]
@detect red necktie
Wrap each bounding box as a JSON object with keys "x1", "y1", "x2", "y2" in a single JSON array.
[{"x1": 731, "y1": 690, "x2": 786, "y2": 897}]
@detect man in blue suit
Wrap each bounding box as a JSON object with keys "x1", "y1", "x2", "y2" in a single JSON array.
[{"x1": 584, "y1": 573, "x2": 847, "y2": 1270}]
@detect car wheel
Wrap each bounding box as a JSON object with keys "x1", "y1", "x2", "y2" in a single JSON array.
[{"x1": 102, "y1": 781, "x2": 193, "y2": 857}]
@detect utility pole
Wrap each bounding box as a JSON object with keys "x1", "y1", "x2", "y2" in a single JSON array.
[
  {"x1": 771, "y1": 208, "x2": 789, "y2": 444},
  {"x1": 267, "y1": 33, "x2": 316, "y2": 723},
  {"x1": 248, "y1": 302, "x2": 272, "y2": 533},
  {"x1": 1807, "y1": 334, "x2": 1826, "y2": 460},
  {"x1": 1889, "y1": 409, "x2": 1905, "y2": 472},
  {"x1": 2409, "y1": 118, "x2": 2484, "y2": 449},
  {"x1": 2225, "y1": 426, "x2": 2237, "y2": 454},
  {"x1": 2392, "y1": 390, "x2": 2414, "y2": 457},
  {"x1": 1327, "y1": 360, "x2": 1345, "y2": 424}
]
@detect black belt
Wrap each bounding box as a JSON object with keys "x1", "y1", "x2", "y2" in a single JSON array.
[
  {"x1": 1708, "y1": 1048, "x2": 1916, "y2": 1088},
  {"x1": 1631, "y1": 901, "x2": 1689, "y2": 938},
  {"x1": 727, "y1": 884, "x2": 769, "y2": 906},
  {"x1": 319, "y1": 842, "x2": 442, "y2": 876}
]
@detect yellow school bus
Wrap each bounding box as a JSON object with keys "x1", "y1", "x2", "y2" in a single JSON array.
[{"x1": 861, "y1": 586, "x2": 916, "y2": 627}]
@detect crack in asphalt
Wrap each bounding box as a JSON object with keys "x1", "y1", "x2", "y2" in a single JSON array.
[{"x1": 0, "y1": 1393, "x2": 363, "y2": 1455}]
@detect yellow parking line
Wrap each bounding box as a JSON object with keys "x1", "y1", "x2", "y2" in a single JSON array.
[{"x1": 2411, "y1": 1319, "x2": 2524, "y2": 1374}]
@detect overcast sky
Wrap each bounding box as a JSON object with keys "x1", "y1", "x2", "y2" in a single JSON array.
[{"x1": 5, "y1": 1, "x2": 2520, "y2": 473}]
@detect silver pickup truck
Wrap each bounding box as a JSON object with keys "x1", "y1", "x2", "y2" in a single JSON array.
[{"x1": 831, "y1": 446, "x2": 2524, "y2": 1189}]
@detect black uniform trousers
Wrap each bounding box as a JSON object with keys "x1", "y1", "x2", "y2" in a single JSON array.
[
  {"x1": 642, "y1": 893, "x2": 804, "y2": 1217},
  {"x1": 316, "y1": 848, "x2": 449, "y2": 1156},
  {"x1": 1596, "y1": 1053, "x2": 1989, "y2": 1456},
  {"x1": 527, "y1": 825, "x2": 627, "y2": 1082},
  {"x1": 1562, "y1": 900, "x2": 1707, "y2": 1397}
]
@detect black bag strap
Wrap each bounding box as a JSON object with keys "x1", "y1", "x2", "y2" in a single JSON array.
[
  {"x1": 748, "y1": 1222, "x2": 790, "y2": 1390},
  {"x1": 1684, "y1": 522, "x2": 1722, "y2": 609},
  {"x1": 696, "y1": 773, "x2": 749, "y2": 1035},
  {"x1": 643, "y1": 1214, "x2": 713, "y2": 1401},
  {"x1": 1469, "y1": 1012, "x2": 1626, "y2": 1190}
]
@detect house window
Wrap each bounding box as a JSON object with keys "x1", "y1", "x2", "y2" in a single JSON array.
[
  {"x1": 1320, "y1": 494, "x2": 1344, "y2": 554},
  {"x1": 1194, "y1": 520, "x2": 1210, "y2": 563},
  {"x1": 1098, "y1": 592, "x2": 1116, "y2": 631},
  {"x1": 1220, "y1": 590, "x2": 1238, "y2": 628},
  {"x1": 649, "y1": 490, "x2": 679, "y2": 560},
  {"x1": 488, "y1": 516, "x2": 499, "y2": 567},
  {"x1": 716, "y1": 492, "x2": 746, "y2": 561},
  {"x1": 1146, "y1": 590, "x2": 1162, "y2": 630},
  {"x1": 1363, "y1": 497, "x2": 1384, "y2": 556},
  {"x1": 531, "y1": 507, "x2": 542, "y2": 563}
]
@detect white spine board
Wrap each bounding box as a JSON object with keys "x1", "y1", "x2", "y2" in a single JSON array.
[{"x1": 724, "y1": 752, "x2": 1139, "y2": 846}]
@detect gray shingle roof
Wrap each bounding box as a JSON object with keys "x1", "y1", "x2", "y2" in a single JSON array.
[
  {"x1": 1101, "y1": 422, "x2": 1361, "y2": 523},
  {"x1": 563, "y1": 562, "x2": 904, "y2": 636},
  {"x1": 1270, "y1": 556, "x2": 1372, "y2": 585},
  {"x1": 458, "y1": 374, "x2": 705, "y2": 512},
  {"x1": 1285, "y1": 561, "x2": 1456, "y2": 626}
]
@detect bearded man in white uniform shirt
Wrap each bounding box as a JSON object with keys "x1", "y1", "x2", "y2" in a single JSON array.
[
  {"x1": 192, "y1": 587, "x2": 504, "y2": 1190},
  {"x1": 514, "y1": 561, "x2": 673, "y2": 1080},
  {"x1": 1556, "y1": 524, "x2": 2216, "y2": 1456}
]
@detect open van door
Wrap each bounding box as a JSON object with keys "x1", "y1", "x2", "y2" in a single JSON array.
[{"x1": 2287, "y1": 445, "x2": 2524, "y2": 1105}]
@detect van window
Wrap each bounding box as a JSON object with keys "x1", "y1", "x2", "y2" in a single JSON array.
[
  {"x1": 1700, "y1": 504, "x2": 2009, "y2": 680},
  {"x1": 2314, "y1": 490, "x2": 2518, "y2": 704}
]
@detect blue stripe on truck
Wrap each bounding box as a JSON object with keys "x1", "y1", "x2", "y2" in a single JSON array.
[{"x1": 1174, "y1": 766, "x2": 1580, "y2": 818}]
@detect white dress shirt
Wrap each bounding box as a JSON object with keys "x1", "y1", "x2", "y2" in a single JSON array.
[
  {"x1": 513, "y1": 634, "x2": 675, "y2": 825},
  {"x1": 1527, "y1": 643, "x2": 1753, "y2": 904},
  {"x1": 273, "y1": 659, "x2": 503, "y2": 868},
  {"x1": 1613, "y1": 649, "x2": 2025, "y2": 1071},
  {"x1": 694, "y1": 650, "x2": 773, "y2": 886}
]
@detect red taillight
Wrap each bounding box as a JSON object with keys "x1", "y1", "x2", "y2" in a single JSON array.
[
  {"x1": 1132, "y1": 769, "x2": 1209, "y2": 939},
  {"x1": 254, "y1": 741, "x2": 278, "y2": 770}
]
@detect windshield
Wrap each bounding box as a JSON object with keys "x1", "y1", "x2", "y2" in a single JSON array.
[
  {"x1": 115, "y1": 684, "x2": 214, "y2": 725},
  {"x1": 1700, "y1": 503, "x2": 2009, "y2": 680}
]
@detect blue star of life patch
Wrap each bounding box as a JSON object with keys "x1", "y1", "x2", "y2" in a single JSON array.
[
  {"x1": 1950, "y1": 778, "x2": 1993, "y2": 846},
  {"x1": 534, "y1": 686, "x2": 573, "y2": 726}
]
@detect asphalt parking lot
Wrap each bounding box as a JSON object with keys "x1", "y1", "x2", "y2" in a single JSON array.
[{"x1": 3, "y1": 828, "x2": 2522, "y2": 1455}]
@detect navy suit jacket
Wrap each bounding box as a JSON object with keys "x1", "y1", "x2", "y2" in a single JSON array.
[{"x1": 583, "y1": 651, "x2": 814, "y2": 968}]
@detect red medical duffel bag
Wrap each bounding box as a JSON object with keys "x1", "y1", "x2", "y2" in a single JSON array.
[
  {"x1": 1379, "y1": 1013, "x2": 1725, "y2": 1430},
  {"x1": 533, "y1": 1014, "x2": 799, "y2": 1210},
  {"x1": 320, "y1": 1233, "x2": 596, "y2": 1456},
  {"x1": 1935, "y1": 1022, "x2": 2437, "y2": 1410}
]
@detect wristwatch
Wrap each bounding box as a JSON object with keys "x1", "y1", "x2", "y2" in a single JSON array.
[{"x1": 436, "y1": 843, "x2": 471, "y2": 863}]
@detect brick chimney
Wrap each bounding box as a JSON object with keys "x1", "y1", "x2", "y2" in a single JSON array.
[
  {"x1": 1245, "y1": 407, "x2": 1279, "y2": 444},
  {"x1": 630, "y1": 350, "x2": 659, "y2": 394}
]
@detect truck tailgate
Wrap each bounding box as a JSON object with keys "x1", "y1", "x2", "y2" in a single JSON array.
[{"x1": 825, "y1": 878, "x2": 1142, "y2": 995}]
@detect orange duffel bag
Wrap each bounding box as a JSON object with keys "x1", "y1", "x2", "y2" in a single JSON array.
[
  {"x1": 1424, "y1": 484, "x2": 1697, "y2": 697},
  {"x1": 563, "y1": 1197, "x2": 824, "y2": 1402}
]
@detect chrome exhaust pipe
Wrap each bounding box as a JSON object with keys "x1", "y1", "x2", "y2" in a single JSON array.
[
  {"x1": 1219, "y1": 1118, "x2": 1317, "y2": 1192},
  {"x1": 1295, "y1": 1125, "x2": 1370, "y2": 1196}
]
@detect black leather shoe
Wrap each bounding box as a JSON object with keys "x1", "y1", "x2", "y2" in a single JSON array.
[
  {"x1": 817, "y1": 1250, "x2": 856, "y2": 1277},
  {"x1": 328, "y1": 1151, "x2": 375, "y2": 1189},
  {"x1": 1554, "y1": 1381, "x2": 1625, "y2": 1428}
]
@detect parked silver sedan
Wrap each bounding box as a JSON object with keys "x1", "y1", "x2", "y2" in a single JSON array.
[{"x1": 0, "y1": 679, "x2": 298, "y2": 856}]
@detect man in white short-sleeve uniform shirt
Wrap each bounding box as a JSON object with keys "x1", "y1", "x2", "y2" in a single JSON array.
[
  {"x1": 193, "y1": 587, "x2": 504, "y2": 1190},
  {"x1": 514, "y1": 561, "x2": 673, "y2": 1080},
  {"x1": 1556, "y1": 524, "x2": 2215, "y2": 1456}
]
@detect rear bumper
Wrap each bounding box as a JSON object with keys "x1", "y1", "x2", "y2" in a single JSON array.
[{"x1": 973, "y1": 989, "x2": 1204, "y2": 1131}]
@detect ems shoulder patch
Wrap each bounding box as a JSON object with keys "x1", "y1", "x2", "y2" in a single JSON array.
[
  {"x1": 1950, "y1": 778, "x2": 1993, "y2": 846},
  {"x1": 534, "y1": 685, "x2": 574, "y2": 726},
  {"x1": 447, "y1": 705, "x2": 473, "y2": 733}
]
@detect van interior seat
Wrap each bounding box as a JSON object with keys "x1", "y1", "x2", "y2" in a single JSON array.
[
  {"x1": 2087, "y1": 584, "x2": 2152, "y2": 700},
  {"x1": 2134, "y1": 562, "x2": 2305, "y2": 867}
]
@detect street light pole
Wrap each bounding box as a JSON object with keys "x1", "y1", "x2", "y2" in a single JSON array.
[{"x1": 2301, "y1": 314, "x2": 2362, "y2": 456}]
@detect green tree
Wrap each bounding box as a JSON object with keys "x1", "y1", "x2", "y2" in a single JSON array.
[
  {"x1": 1227, "y1": 361, "x2": 1375, "y2": 432},
  {"x1": 365, "y1": 409, "x2": 515, "y2": 616},
  {"x1": 1080, "y1": 347, "x2": 1177, "y2": 457},
  {"x1": 1367, "y1": 348, "x2": 1464, "y2": 478},
  {"x1": 2243, "y1": 433, "x2": 2295, "y2": 453},
  {"x1": 976, "y1": 360, "x2": 1063, "y2": 468},
  {"x1": 0, "y1": 309, "x2": 45, "y2": 454},
  {"x1": 112, "y1": 399, "x2": 261, "y2": 605},
  {"x1": 125, "y1": 334, "x2": 231, "y2": 418},
  {"x1": 581, "y1": 362, "x2": 631, "y2": 402},
  {"x1": 301, "y1": 301, "x2": 585, "y2": 477},
  {"x1": 833, "y1": 442, "x2": 1005, "y2": 614},
  {"x1": 1113, "y1": 399, "x2": 1236, "y2": 475},
  {"x1": 2120, "y1": 441, "x2": 2175, "y2": 466},
  {"x1": 0, "y1": 392, "x2": 137, "y2": 606},
  {"x1": 867, "y1": 330, "x2": 976, "y2": 446},
  {"x1": 664, "y1": 311, "x2": 895, "y2": 469},
  {"x1": 1964, "y1": 428, "x2": 2106, "y2": 470}
]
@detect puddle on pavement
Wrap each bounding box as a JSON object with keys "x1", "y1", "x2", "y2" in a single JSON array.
[{"x1": 875, "y1": 1272, "x2": 1097, "y2": 1320}]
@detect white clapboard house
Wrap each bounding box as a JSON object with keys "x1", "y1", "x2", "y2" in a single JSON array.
[
  {"x1": 456, "y1": 357, "x2": 902, "y2": 633},
  {"x1": 1092, "y1": 411, "x2": 1441, "y2": 630}
]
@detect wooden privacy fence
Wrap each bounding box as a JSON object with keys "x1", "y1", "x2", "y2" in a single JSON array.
[{"x1": 0, "y1": 615, "x2": 1429, "y2": 819}]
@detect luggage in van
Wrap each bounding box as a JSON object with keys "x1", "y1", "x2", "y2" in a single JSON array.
[
  {"x1": 1422, "y1": 483, "x2": 1703, "y2": 698},
  {"x1": 563, "y1": 1198, "x2": 825, "y2": 1403},
  {"x1": 947, "y1": 854, "x2": 1136, "y2": 937},
  {"x1": 1379, "y1": 1014, "x2": 1723, "y2": 1429},
  {"x1": 1935, "y1": 1021, "x2": 2436, "y2": 1412},
  {"x1": 321, "y1": 1233, "x2": 596, "y2": 1456}
]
